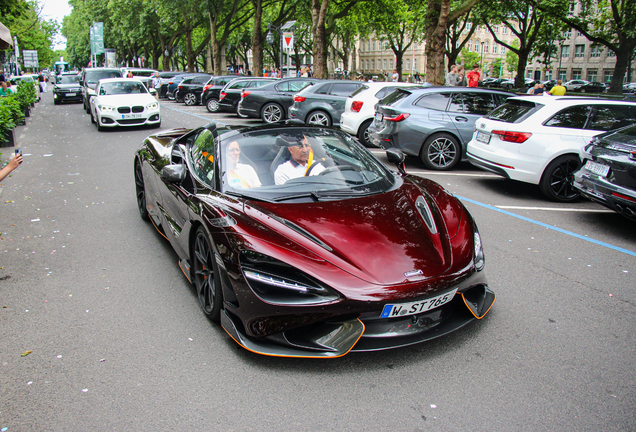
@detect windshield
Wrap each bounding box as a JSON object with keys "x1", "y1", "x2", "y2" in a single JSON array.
[
  {"x1": 87, "y1": 70, "x2": 122, "y2": 83},
  {"x1": 213, "y1": 127, "x2": 395, "y2": 202},
  {"x1": 59, "y1": 75, "x2": 78, "y2": 84},
  {"x1": 99, "y1": 81, "x2": 148, "y2": 95},
  {"x1": 130, "y1": 71, "x2": 155, "y2": 77}
]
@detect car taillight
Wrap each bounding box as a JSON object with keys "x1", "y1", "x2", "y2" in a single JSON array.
[
  {"x1": 384, "y1": 113, "x2": 410, "y2": 122},
  {"x1": 241, "y1": 91, "x2": 251, "y2": 99},
  {"x1": 219, "y1": 92, "x2": 227, "y2": 101},
  {"x1": 178, "y1": 85, "x2": 182, "y2": 89},
  {"x1": 294, "y1": 96, "x2": 306, "y2": 102},
  {"x1": 203, "y1": 84, "x2": 212, "y2": 92},
  {"x1": 492, "y1": 130, "x2": 532, "y2": 143},
  {"x1": 168, "y1": 81, "x2": 174, "y2": 85},
  {"x1": 351, "y1": 101, "x2": 363, "y2": 112}
]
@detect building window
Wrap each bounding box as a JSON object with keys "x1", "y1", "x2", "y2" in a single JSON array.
[
  {"x1": 372, "y1": 59, "x2": 375, "y2": 70},
  {"x1": 559, "y1": 70, "x2": 566, "y2": 81},
  {"x1": 576, "y1": 30, "x2": 583, "y2": 37},
  {"x1": 475, "y1": 25, "x2": 480, "y2": 31},
  {"x1": 608, "y1": 50, "x2": 616, "y2": 57},
  {"x1": 604, "y1": 70, "x2": 613, "y2": 82},
  {"x1": 372, "y1": 41, "x2": 376, "y2": 51},
  {"x1": 475, "y1": 43, "x2": 480, "y2": 53},
  {"x1": 484, "y1": 42, "x2": 489, "y2": 53},
  {"x1": 572, "y1": 70, "x2": 581, "y2": 79},
  {"x1": 561, "y1": 45, "x2": 570, "y2": 58},
  {"x1": 466, "y1": 22, "x2": 472, "y2": 30},
  {"x1": 493, "y1": 45, "x2": 498, "y2": 54},
  {"x1": 587, "y1": 69, "x2": 597, "y2": 82},
  {"x1": 575, "y1": 45, "x2": 585, "y2": 57},
  {"x1": 383, "y1": 59, "x2": 387, "y2": 70},
  {"x1": 590, "y1": 46, "x2": 602, "y2": 57},
  {"x1": 527, "y1": 70, "x2": 533, "y2": 78},
  {"x1": 493, "y1": 25, "x2": 499, "y2": 33},
  {"x1": 468, "y1": 41, "x2": 472, "y2": 51},
  {"x1": 502, "y1": 27, "x2": 507, "y2": 35},
  {"x1": 563, "y1": 30, "x2": 572, "y2": 38},
  {"x1": 406, "y1": 59, "x2": 410, "y2": 71},
  {"x1": 501, "y1": 47, "x2": 506, "y2": 54}
]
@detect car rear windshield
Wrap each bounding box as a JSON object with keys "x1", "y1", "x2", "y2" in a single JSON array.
[
  {"x1": 380, "y1": 88, "x2": 412, "y2": 106},
  {"x1": 350, "y1": 85, "x2": 369, "y2": 98},
  {"x1": 86, "y1": 70, "x2": 122, "y2": 83},
  {"x1": 485, "y1": 99, "x2": 543, "y2": 123}
]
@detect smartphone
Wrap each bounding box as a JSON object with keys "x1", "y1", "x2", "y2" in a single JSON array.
[{"x1": 15, "y1": 148, "x2": 22, "y2": 156}]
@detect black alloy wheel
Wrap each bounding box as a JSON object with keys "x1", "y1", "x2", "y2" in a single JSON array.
[
  {"x1": 184, "y1": 92, "x2": 197, "y2": 106},
  {"x1": 261, "y1": 103, "x2": 284, "y2": 123},
  {"x1": 193, "y1": 227, "x2": 222, "y2": 322},
  {"x1": 358, "y1": 120, "x2": 373, "y2": 147},
  {"x1": 134, "y1": 160, "x2": 149, "y2": 221},
  {"x1": 539, "y1": 155, "x2": 581, "y2": 202},
  {"x1": 421, "y1": 133, "x2": 461, "y2": 170}
]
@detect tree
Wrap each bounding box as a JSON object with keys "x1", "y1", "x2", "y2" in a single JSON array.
[
  {"x1": 506, "y1": 39, "x2": 519, "y2": 74},
  {"x1": 537, "y1": 0, "x2": 636, "y2": 93},
  {"x1": 461, "y1": 47, "x2": 480, "y2": 67},
  {"x1": 426, "y1": 0, "x2": 481, "y2": 85},
  {"x1": 207, "y1": 0, "x2": 254, "y2": 75},
  {"x1": 446, "y1": 13, "x2": 479, "y2": 73}
]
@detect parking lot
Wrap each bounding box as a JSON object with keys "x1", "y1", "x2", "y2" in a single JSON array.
[{"x1": 1, "y1": 92, "x2": 634, "y2": 431}]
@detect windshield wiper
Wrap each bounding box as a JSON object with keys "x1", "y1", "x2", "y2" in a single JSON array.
[{"x1": 271, "y1": 192, "x2": 320, "y2": 202}]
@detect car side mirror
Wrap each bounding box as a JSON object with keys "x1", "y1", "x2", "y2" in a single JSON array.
[
  {"x1": 386, "y1": 149, "x2": 407, "y2": 175},
  {"x1": 161, "y1": 164, "x2": 187, "y2": 183},
  {"x1": 149, "y1": 88, "x2": 157, "y2": 95}
]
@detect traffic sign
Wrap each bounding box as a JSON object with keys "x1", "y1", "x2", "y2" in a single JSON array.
[
  {"x1": 23, "y1": 50, "x2": 38, "y2": 67},
  {"x1": 283, "y1": 32, "x2": 293, "y2": 50}
]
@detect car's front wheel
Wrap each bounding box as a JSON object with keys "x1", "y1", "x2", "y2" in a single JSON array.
[
  {"x1": 184, "y1": 92, "x2": 197, "y2": 106},
  {"x1": 306, "y1": 110, "x2": 331, "y2": 126},
  {"x1": 261, "y1": 102, "x2": 284, "y2": 123},
  {"x1": 134, "y1": 160, "x2": 149, "y2": 221},
  {"x1": 206, "y1": 98, "x2": 219, "y2": 113},
  {"x1": 421, "y1": 133, "x2": 461, "y2": 170},
  {"x1": 193, "y1": 227, "x2": 222, "y2": 322},
  {"x1": 539, "y1": 155, "x2": 581, "y2": 202}
]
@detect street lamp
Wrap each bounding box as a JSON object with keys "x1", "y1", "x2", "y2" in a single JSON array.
[
  {"x1": 480, "y1": 41, "x2": 485, "y2": 73},
  {"x1": 266, "y1": 21, "x2": 296, "y2": 77}
]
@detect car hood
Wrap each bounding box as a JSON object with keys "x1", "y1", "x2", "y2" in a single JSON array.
[
  {"x1": 94, "y1": 94, "x2": 156, "y2": 105},
  {"x1": 54, "y1": 84, "x2": 81, "y2": 90},
  {"x1": 245, "y1": 179, "x2": 462, "y2": 286}
]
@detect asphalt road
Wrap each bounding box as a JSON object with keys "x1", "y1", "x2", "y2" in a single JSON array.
[{"x1": 1, "y1": 91, "x2": 634, "y2": 432}]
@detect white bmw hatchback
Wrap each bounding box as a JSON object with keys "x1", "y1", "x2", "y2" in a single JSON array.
[
  {"x1": 467, "y1": 96, "x2": 636, "y2": 201},
  {"x1": 90, "y1": 78, "x2": 161, "y2": 131},
  {"x1": 340, "y1": 82, "x2": 423, "y2": 146}
]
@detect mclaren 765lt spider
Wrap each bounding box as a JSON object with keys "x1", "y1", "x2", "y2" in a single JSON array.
[{"x1": 134, "y1": 122, "x2": 495, "y2": 358}]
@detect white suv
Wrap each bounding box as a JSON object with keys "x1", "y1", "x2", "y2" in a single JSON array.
[
  {"x1": 340, "y1": 82, "x2": 422, "y2": 146},
  {"x1": 467, "y1": 96, "x2": 636, "y2": 202}
]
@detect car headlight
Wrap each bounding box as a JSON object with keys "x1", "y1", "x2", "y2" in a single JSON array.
[
  {"x1": 240, "y1": 251, "x2": 341, "y2": 305},
  {"x1": 474, "y1": 230, "x2": 485, "y2": 271},
  {"x1": 146, "y1": 102, "x2": 158, "y2": 110},
  {"x1": 98, "y1": 105, "x2": 115, "y2": 112}
]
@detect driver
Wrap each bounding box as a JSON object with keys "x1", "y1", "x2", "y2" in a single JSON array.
[
  {"x1": 226, "y1": 141, "x2": 261, "y2": 188},
  {"x1": 274, "y1": 134, "x2": 325, "y2": 185}
]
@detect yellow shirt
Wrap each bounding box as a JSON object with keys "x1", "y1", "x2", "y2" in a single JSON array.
[{"x1": 550, "y1": 85, "x2": 566, "y2": 96}]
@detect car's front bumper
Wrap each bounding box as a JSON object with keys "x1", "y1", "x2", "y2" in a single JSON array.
[
  {"x1": 53, "y1": 91, "x2": 82, "y2": 102},
  {"x1": 574, "y1": 168, "x2": 636, "y2": 219},
  {"x1": 220, "y1": 269, "x2": 494, "y2": 358},
  {"x1": 97, "y1": 108, "x2": 161, "y2": 128}
]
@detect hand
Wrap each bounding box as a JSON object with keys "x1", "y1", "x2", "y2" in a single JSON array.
[{"x1": 9, "y1": 154, "x2": 22, "y2": 169}]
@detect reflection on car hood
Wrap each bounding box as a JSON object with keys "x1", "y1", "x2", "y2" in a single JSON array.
[
  {"x1": 247, "y1": 180, "x2": 460, "y2": 286},
  {"x1": 54, "y1": 84, "x2": 80, "y2": 90},
  {"x1": 93, "y1": 94, "x2": 157, "y2": 105}
]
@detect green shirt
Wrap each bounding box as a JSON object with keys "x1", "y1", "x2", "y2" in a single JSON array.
[{"x1": 0, "y1": 87, "x2": 13, "y2": 97}]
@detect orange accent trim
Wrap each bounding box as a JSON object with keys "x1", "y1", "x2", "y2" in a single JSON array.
[
  {"x1": 461, "y1": 292, "x2": 496, "y2": 320},
  {"x1": 150, "y1": 217, "x2": 169, "y2": 241},
  {"x1": 178, "y1": 261, "x2": 192, "y2": 283},
  {"x1": 222, "y1": 319, "x2": 366, "y2": 359},
  {"x1": 304, "y1": 149, "x2": 314, "y2": 176}
]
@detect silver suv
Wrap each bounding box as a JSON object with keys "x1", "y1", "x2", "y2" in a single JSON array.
[{"x1": 288, "y1": 80, "x2": 365, "y2": 126}]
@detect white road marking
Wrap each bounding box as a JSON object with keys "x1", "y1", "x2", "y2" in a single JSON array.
[{"x1": 496, "y1": 206, "x2": 614, "y2": 213}]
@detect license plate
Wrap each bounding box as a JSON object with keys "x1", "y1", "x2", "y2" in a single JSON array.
[
  {"x1": 65, "y1": 93, "x2": 76, "y2": 97},
  {"x1": 375, "y1": 112, "x2": 383, "y2": 122},
  {"x1": 122, "y1": 113, "x2": 142, "y2": 119},
  {"x1": 380, "y1": 288, "x2": 458, "y2": 318},
  {"x1": 476, "y1": 131, "x2": 491, "y2": 144},
  {"x1": 585, "y1": 160, "x2": 610, "y2": 177}
]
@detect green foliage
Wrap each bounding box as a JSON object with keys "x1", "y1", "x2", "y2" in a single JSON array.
[
  {"x1": 16, "y1": 81, "x2": 37, "y2": 110},
  {"x1": 461, "y1": 48, "x2": 480, "y2": 68},
  {"x1": 490, "y1": 58, "x2": 503, "y2": 77},
  {"x1": 506, "y1": 40, "x2": 519, "y2": 74},
  {"x1": 0, "y1": 96, "x2": 20, "y2": 137}
]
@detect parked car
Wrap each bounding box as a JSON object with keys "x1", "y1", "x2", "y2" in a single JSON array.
[
  {"x1": 80, "y1": 67, "x2": 123, "y2": 113},
  {"x1": 89, "y1": 78, "x2": 160, "y2": 131},
  {"x1": 121, "y1": 68, "x2": 158, "y2": 89},
  {"x1": 467, "y1": 96, "x2": 636, "y2": 202},
  {"x1": 368, "y1": 87, "x2": 513, "y2": 170},
  {"x1": 481, "y1": 77, "x2": 505, "y2": 88},
  {"x1": 622, "y1": 82, "x2": 636, "y2": 94},
  {"x1": 288, "y1": 80, "x2": 365, "y2": 126},
  {"x1": 542, "y1": 80, "x2": 557, "y2": 91},
  {"x1": 579, "y1": 82, "x2": 608, "y2": 93},
  {"x1": 175, "y1": 74, "x2": 212, "y2": 104},
  {"x1": 133, "y1": 122, "x2": 494, "y2": 357},
  {"x1": 157, "y1": 71, "x2": 186, "y2": 98},
  {"x1": 500, "y1": 78, "x2": 538, "y2": 91},
  {"x1": 165, "y1": 73, "x2": 196, "y2": 100},
  {"x1": 573, "y1": 125, "x2": 636, "y2": 220},
  {"x1": 340, "y1": 82, "x2": 425, "y2": 146},
  {"x1": 237, "y1": 77, "x2": 320, "y2": 123},
  {"x1": 52, "y1": 72, "x2": 82, "y2": 104},
  {"x1": 562, "y1": 79, "x2": 590, "y2": 92},
  {"x1": 200, "y1": 75, "x2": 242, "y2": 112},
  {"x1": 8, "y1": 75, "x2": 41, "y2": 101},
  {"x1": 217, "y1": 77, "x2": 278, "y2": 115}
]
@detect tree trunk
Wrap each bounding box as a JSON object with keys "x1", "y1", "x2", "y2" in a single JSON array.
[
  {"x1": 351, "y1": 45, "x2": 356, "y2": 74},
  {"x1": 185, "y1": 22, "x2": 194, "y2": 72},
  {"x1": 251, "y1": 0, "x2": 263, "y2": 76},
  {"x1": 610, "y1": 43, "x2": 636, "y2": 93},
  {"x1": 425, "y1": 0, "x2": 450, "y2": 85},
  {"x1": 206, "y1": 42, "x2": 213, "y2": 73},
  {"x1": 395, "y1": 51, "x2": 404, "y2": 81},
  {"x1": 515, "y1": 49, "x2": 530, "y2": 89},
  {"x1": 312, "y1": 0, "x2": 329, "y2": 79}
]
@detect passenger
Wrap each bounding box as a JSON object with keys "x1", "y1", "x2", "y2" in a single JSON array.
[
  {"x1": 274, "y1": 134, "x2": 325, "y2": 185},
  {"x1": 226, "y1": 141, "x2": 261, "y2": 188}
]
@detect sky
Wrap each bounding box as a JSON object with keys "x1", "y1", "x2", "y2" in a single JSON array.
[{"x1": 38, "y1": 0, "x2": 72, "y2": 50}]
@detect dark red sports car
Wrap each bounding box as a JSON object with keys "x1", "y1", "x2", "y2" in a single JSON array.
[{"x1": 134, "y1": 122, "x2": 495, "y2": 358}]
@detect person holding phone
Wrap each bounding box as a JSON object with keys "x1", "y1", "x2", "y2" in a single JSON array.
[{"x1": 0, "y1": 149, "x2": 22, "y2": 182}]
